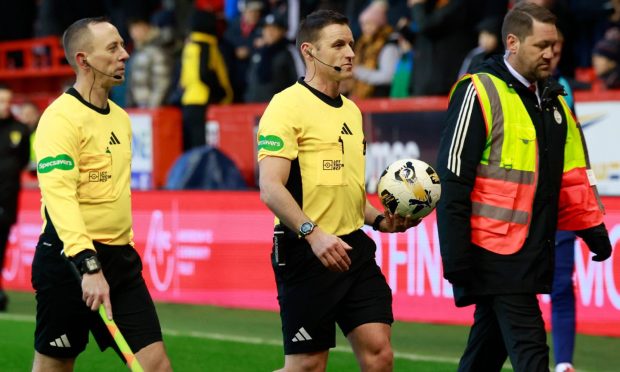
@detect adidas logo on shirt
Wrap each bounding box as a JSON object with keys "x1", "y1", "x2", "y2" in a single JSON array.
[
  {"x1": 109, "y1": 131, "x2": 121, "y2": 145},
  {"x1": 291, "y1": 327, "x2": 313, "y2": 342},
  {"x1": 49, "y1": 334, "x2": 71, "y2": 348},
  {"x1": 341, "y1": 123, "x2": 353, "y2": 135}
]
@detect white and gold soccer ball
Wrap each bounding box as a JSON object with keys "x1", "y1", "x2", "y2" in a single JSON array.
[{"x1": 376, "y1": 159, "x2": 441, "y2": 219}]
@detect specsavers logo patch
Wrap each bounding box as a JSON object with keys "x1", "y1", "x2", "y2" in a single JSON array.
[
  {"x1": 258, "y1": 135, "x2": 284, "y2": 151},
  {"x1": 37, "y1": 154, "x2": 75, "y2": 173}
]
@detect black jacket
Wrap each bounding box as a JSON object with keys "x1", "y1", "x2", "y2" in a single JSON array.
[
  {"x1": 410, "y1": 0, "x2": 477, "y2": 96},
  {"x1": 244, "y1": 39, "x2": 298, "y2": 103},
  {"x1": 0, "y1": 116, "x2": 30, "y2": 225},
  {"x1": 436, "y1": 55, "x2": 570, "y2": 307}
]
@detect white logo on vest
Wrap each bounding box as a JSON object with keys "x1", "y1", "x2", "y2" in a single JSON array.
[{"x1": 553, "y1": 107, "x2": 563, "y2": 124}]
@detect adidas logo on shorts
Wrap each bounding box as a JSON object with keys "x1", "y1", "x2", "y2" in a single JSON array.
[
  {"x1": 292, "y1": 327, "x2": 313, "y2": 342},
  {"x1": 49, "y1": 334, "x2": 71, "y2": 348}
]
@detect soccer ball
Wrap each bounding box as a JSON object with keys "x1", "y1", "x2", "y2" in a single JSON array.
[{"x1": 376, "y1": 159, "x2": 441, "y2": 219}]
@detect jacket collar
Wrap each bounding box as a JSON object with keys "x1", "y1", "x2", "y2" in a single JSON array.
[{"x1": 480, "y1": 55, "x2": 566, "y2": 106}]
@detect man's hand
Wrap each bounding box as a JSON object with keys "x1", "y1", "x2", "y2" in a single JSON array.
[
  {"x1": 306, "y1": 227, "x2": 352, "y2": 272},
  {"x1": 577, "y1": 223, "x2": 613, "y2": 262},
  {"x1": 379, "y1": 211, "x2": 421, "y2": 233},
  {"x1": 81, "y1": 272, "x2": 113, "y2": 320}
]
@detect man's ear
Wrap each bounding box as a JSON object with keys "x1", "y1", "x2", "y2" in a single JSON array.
[
  {"x1": 506, "y1": 33, "x2": 519, "y2": 55},
  {"x1": 76, "y1": 53, "x2": 89, "y2": 68},
  {"x1": 301, "y1": 43, "x2": 313, "y2": 58}
]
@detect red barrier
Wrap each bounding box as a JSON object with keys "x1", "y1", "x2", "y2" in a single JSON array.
[
  {"x1": 126, "y1": 107, "x2": 183, "y2": 189},
  {"x1": 4, "y1": 190, "x2": 620, "y2": 336}
]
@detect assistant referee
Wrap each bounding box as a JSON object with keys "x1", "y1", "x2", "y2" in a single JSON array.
[
  {"x1": 258, "y1": 10, "x2": 418, "y2": 372},
  {"x1": 31, "y1": 17, "x2": 172, "y2": 372}
]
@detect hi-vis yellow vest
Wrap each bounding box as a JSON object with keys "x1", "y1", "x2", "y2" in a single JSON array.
[{"x1": 450, "y1": 73, "x2": 605, "y2": 254}]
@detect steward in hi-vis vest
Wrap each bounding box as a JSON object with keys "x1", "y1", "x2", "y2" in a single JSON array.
[
  {"x1": 438, "y1": 5, "x2": 612, "y2": 372},
  {"x1": 457, "y1": 72, "x2": 603, "y2": 255},
  {"x1": 437, "y1": 55, "x2": 610, "y2": 308}
]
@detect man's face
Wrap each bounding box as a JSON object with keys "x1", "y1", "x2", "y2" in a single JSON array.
[
  {"x1": 0, "y1": 89, "x2": 12, "y2": 119},
  {"x1": 85, "y1": 22, "x2": 130, "y2": 85},
  {"x1": 510, "y1": 19, "x2": 558, "y2": 81},
  {"x1": 311, "y1": 23, "x2": 355, "y2": 81},
  {"x1": 262, "y1": 25, "x2": 285, "y2": 45},
  {"x1": 592, "y1": 54, "x2": 617, "y2": 77},
  {"x1": 128, "y1": 21, "x2": 150, "y2": 46},
  {"x1": 19, "y1": 103, "x2": 40, "y2": 129}
]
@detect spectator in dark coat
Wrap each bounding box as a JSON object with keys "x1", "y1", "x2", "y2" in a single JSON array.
[
  {"x1": 408, "y1": 0, "x2": 478, "y2": 96},
  {"x1": 244, "y1": 13, "x2": 298, "y2": 102},
  {"x1": 222, "y1": 0, "x2": 264, "y2": 102},
  {"x1": 592, "y1": 27, "x2": 620, "y2": 89},
  {"x1": 459, "y1": 16, "x2": 503, "y2": 76},
  {"x1": 0, "y1": 84, "x2": 30, "y2": 311}
]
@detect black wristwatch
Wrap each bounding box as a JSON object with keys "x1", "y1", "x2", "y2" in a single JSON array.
[
  {"x1": 372, "y1": 214, "x2": 385, "y2": 231},
  {"x1": 299, "y1": 221, "x2": 316, "y2": 238},
  {"x1": 73, "y1": 251, "x2": 102, "y2": 275},
  {"x1": 81, "y1": 255, "x2": 102, "y2": 275}
]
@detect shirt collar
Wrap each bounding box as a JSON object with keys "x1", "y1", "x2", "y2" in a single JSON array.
[{"x1": 503, "y1": 56, "x2": 539, "y2": 103}]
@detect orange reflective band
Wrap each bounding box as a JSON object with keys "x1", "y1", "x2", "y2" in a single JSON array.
[
  {"x1": 477, "y1": 164, "x2": 535, "y2": 184},
  {"x1": 472, "y1": 202, "x2": 529, "y2": 225}
]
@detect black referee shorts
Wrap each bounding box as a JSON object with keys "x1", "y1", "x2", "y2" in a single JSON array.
[
  {"x1": 272, "y1": 227, "x2": 393, "y2": 355},
  {"x1": 32, "y1": 233, "x2": 163, "y2": 360}
]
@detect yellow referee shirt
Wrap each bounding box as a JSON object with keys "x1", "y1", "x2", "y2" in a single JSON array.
[
  {"x1": 257, "y1": 79, "x2": 366, "y2": 236},
  {"x1": 35, "y1": 88, "x2": 133, "y2": 257}
]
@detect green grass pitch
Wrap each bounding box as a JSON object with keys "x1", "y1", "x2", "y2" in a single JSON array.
[{"x1": 1, "y1": 291, "x2": 618, "y2": 371}]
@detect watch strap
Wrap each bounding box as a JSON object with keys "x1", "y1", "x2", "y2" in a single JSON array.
[{"x1": 71, "y1": 249, "x2": 101, "y2": 275}]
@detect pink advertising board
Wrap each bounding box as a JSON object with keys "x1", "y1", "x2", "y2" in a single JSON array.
[{"x1": 5, "y1": 191, "x2": 620, "y2": 336}]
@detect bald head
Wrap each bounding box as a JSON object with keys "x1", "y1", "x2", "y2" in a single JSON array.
[{"x1": 62, "y1": 17, "x2": 109, "y2": 71}]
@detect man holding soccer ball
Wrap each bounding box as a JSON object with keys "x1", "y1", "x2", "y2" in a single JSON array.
[
  {"x1": 437, "y1": 3, "x2": 612, "y2": 372},
  {"x1": 258, "y1": 9, "x2": 418, "y2": 372}
]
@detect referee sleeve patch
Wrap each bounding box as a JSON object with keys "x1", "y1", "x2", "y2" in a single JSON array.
[
  {"x1": 38, "y1": 154, "x2": 75, "y2": 173},
  {"x1": 258, "y1": 135, "x2": 284, "y2": 151}
]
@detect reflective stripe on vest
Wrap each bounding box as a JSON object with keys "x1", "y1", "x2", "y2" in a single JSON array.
[
  {"x1": 452, "y1": 74, "x2": 604, "y2": 254},
  {"x1": 449, "y1": 73, "x2": 605, "y2": 253},
  {"x1": 466, "y1": 73, "x2": 539, "y2": 254}
]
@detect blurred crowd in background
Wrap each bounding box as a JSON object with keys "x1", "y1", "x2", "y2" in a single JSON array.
[{"x1": 2, "y1": 0, "x2": 620, "y2": 149}]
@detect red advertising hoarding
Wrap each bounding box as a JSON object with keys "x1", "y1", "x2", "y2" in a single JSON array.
[{"x1": 5, "y1": 191, "x2": 620, "y2": 336}]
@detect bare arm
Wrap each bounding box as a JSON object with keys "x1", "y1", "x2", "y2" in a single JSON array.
[{"x1": 259, "y1": 156, "x2": 352, "y2": 271}]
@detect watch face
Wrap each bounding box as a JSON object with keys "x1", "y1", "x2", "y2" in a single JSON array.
[
  {"x1": 300, "y1": 222, "x2": 315, "y2": 236},
  {"x1": 83, "y1": 256, "x2": 101, "y2": 274},
  {"x1": 85, "y1": 258, "x2": 99, "y2": 272}
]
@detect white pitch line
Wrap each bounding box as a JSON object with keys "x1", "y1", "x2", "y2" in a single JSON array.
[
  {"x1": 0, "y1": 314, "x2": 459, "y2": 365},
  {"x1": 3, "y1": 314, "x2": 599, "y2": 371},
  {"x1": 163, "y1": 329, "x2": 461, "y2": 365}
]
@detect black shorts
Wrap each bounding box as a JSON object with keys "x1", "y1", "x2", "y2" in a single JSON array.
[
  {"x1": 272, "y1": 227, "x2": 393, "y2": 355},
  {"x1": 32, "y1": 233, "x2": 162, "y2": 359}
]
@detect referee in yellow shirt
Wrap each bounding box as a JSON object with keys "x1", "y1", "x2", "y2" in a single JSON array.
[
  {"x1": 258, "y1": 10, "x2": 418, "y2": 372},
  {"x1": 31, "y1": 18, "x2": 172, "y2": 372}
]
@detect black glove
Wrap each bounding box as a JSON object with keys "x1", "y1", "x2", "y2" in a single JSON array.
[
  {"x1": 576, "y1": 223, "x2": 613, "y2": 262},
  {"x1": 444, "y1": 268, "x2": 473, "y2": 287}
]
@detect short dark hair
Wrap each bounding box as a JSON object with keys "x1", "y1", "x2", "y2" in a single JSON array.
[
  {"x1": 296, "y1": 10, "x2": 349, "y2": 51},
  {"x1": 501, "y1": 2, "x2": 556, "y2": 48},
  {"x1": 0, "y1": 83, "x2": 10, "y2": 92},
  {"x1": 62, "y1": 17, "x2": 110, "y2": 70}
]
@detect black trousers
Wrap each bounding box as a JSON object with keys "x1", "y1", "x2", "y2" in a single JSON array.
[
  {"x1": 458, "y1": 294, "x2": 549, "y2": 372},
  {"x1": 182, "y1": 104, "x2": 207, "y2": 151},
  {"x1": 0, "y1": 223, "x2": 11, "y2": 288}
]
